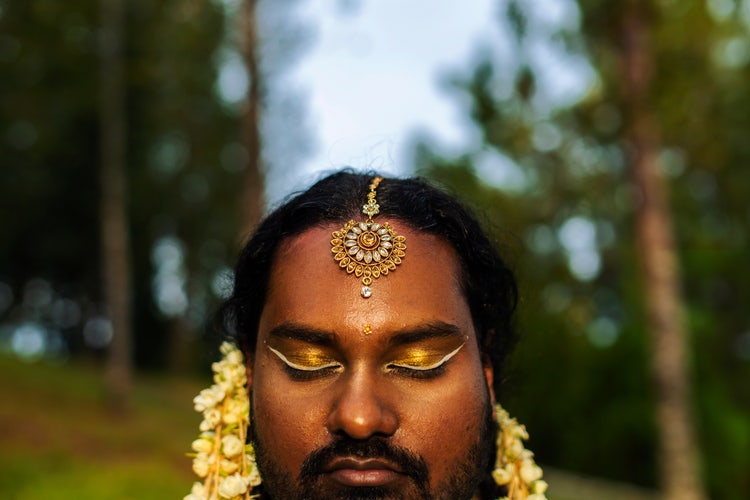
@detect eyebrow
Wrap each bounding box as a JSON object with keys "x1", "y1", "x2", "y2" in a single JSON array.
[
  {"x1": 386, "y1": 321, "x2": 466, "y2": 347},
  {"x1": 266, "y1": 320, "x2": 466, "y2": 347},
  {"x1": 267, "y1": 323, "x2": 337, "y2": 347}
]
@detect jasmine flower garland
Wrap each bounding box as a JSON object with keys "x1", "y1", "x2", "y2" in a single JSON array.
[
  {"x1": 186, "y1": 342, "x2": 261, "y2": 500},
  {"x1": 492, "y1": 405, "x2": 548, "y2": 500}
]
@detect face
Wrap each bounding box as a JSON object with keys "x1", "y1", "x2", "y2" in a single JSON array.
[{"x1": 250, "y1": 223, "x2": 496, "y2": 500}]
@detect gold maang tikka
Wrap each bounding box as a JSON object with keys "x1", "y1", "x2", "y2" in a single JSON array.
[{"x1": 330, "y1": 177, "x2": 407, "y2": 298}]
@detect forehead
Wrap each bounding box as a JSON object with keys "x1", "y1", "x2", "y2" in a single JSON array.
[{"x1": 259, "y1": 223, "x2": 474, "y2": 340}]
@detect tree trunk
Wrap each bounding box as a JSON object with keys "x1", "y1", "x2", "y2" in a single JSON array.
[
  {"x1": 619, "y1": 2, "x2": 706, "y2": 498},
  {"x1": 239, "y1": 0, "x2": 265, "y2": 237},
  {"x1": 167, "y1": 315, "x2": 192, "y2": 374},
  {"x1": 99, "y1": 0, "x2": 133, "y2": 411}
]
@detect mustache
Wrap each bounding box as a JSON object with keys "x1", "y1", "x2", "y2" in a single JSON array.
[{"x1": 299, "y1": 436, "x2": 429, "y2": 487}]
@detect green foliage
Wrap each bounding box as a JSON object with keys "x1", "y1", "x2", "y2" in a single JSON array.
[
  {"x1": 1, "y1": 453, "x2": 189, "y2": 500},
  {"x1": 415, "y1": 0, "x2": 750, "y2": 497},
  {"x1": 0, "y1": 0, "x2": 242, "y2": 368},
  {"x1": 0, "y1": 355, "x2": 203, "y2": 498},
  {"x1": 0, "y1": 1, "x2": 100, "y2": 289}
]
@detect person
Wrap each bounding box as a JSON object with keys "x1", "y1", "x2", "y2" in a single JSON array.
[{"x1": 186, "y1": 171, "x2": 547, "y2": 500}]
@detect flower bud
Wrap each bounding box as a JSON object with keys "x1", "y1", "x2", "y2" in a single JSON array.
[
  {"x1": 191, "y1": 438, "x2": 214, "y2": 454},
  {"x1": 218, "y1": 472, "x2": 247, "y2": 498},
  {"x1": 221, "y1": 434, "x2": 244, "y2": 458}
]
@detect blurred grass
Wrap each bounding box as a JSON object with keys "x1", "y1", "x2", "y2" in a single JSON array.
[
  {"x1": 0, "y1": 354, "x2": 203, "y2": 499},
  {"x1": 0, "y1": 354, "x2": 660, "y2": 500}
]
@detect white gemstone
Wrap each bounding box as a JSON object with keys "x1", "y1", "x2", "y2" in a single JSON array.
[
  {"x1": 352, "y1": 226, "x2": 362, "y2": 234},
  {"x1": 381, "y1": 241, "x2": 392, "y2": 249},
  {"x1": 359, "y1": 222, "x2": 368, "y2": 231},
  {"x1": 361, "y1": 286, "x2": 372, "y2": 298},
  {"x1": 347, "y1": 232, "x2": 357, "y2": 239},
  {"x1": 364, "y1": 251, "x2": 372, "y2": 263},
  {"x1": 371, "y1": 223, "x2": 380, "y2": 231},
  {"x1": 356, "y1": 249, "x2": 365, "y2": 260},
  {"x1": 345, "y1": 240, "x2": 357, "y2": 247},
  {"x1": 379, "y1": 247, "x2": 389, "y2": 256},
  {"x1": 377, "y1": 228, "x2": 388, "y2": 235},
  {"x1": 372, "y1": 251, "x2": 381, "y2": 262},
  {"x1": 348, "y1": 246, "x2": 359, "y2": 255}
]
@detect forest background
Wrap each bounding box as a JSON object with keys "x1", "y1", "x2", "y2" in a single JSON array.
[{"x1": 1, "y1": 0, "x2": 749, "y2": 499}]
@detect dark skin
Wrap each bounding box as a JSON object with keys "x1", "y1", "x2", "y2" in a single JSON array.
[{"x1": 248, "y1": 224, "x2": 496, "y2": 499}]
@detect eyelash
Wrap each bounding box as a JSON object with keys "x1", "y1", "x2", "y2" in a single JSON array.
[
  {"x1": 386, "y1": 363, "x2": 448, "y2": 380},
  {"x1": 270, "y1": 343, "x2": 462, "y2": 382},
  {"x1": 282, "y1": 364, "x2": 343, "y2": 381},
  {"x1": 284, "y1": 363, "x2": 448, "y2": 381}
]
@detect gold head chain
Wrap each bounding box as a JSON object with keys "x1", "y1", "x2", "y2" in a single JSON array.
[{"x1": 330, "y1": 177, "x2": 407, "y2": 298}]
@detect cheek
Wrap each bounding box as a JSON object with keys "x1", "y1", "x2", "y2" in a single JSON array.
[
  {"x1": 252, "y1": 362, "x2": 330, "y2": 467},
  {"x1": 403, "y1": 369, "x2": 489, "y2": 470}
]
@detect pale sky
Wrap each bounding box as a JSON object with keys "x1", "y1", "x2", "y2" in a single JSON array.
[
  {"x1": 264, "y1": 0, "x2": 503, "y2": 202},
  {"x1": 215, "y1": 0, "x2": 592, "y2": 204}
]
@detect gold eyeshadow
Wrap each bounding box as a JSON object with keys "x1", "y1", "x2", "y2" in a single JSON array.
[
  {"x1": 266, "y1": 333, "x2": 466, "y2": 373},
  {"x1": 266, "y1": 342, "x2": 341, "y2": 372},
  {"x1": 387, "y1": 342, "x2": 465, "y2": 371}
]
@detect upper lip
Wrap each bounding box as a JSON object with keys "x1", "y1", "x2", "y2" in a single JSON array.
[{"x1": 323, "y1": 457, "x2": 403, "y2": 474}]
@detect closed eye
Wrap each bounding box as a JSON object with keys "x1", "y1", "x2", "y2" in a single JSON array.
[
  {"x1": 386, "y1": 343, "x2": 465, "y2": 372},
  {"x1": 267, "y1": 345, "x2": 342, "y2": 372}
]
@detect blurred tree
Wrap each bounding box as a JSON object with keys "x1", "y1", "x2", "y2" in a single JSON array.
[
  {"x1": 0, "y1": 1, "x2": 100, "y2": 292},
  {"x1": 239, "y1": 0, "x2": 265, "y2": 236},
  {"x1": 0, "y1": 1, "x2": 103, "y2": 364},
  {"x1": 221, "y1": 0, "x2": 315, "y2": 236},
  {"x1": 414, "y1": 0, "x2": 750, "y2": 497},
  {"x1": 124, "y1": 0, "x2": 244, "y2": 370},
  {"x1": 99, "y1": 0, "x2": 133, "y2": 409},
  {"x1": 0, "y1": 1, "x2": 239, "y2": 371},
  {"x1": 0, "y1": 0, "x2": 314, "y2": 375},
  {"x1": 617, "y1": 1, "x2": 704, "y2": 497}
]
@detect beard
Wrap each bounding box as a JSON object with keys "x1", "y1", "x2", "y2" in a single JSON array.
[{"x1": 251, "y1": 402, "x2": 495, "y2": 500}]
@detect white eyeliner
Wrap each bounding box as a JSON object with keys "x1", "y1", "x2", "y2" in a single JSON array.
[
  {"x1": 389, "y1": 342, "x2": 466, "y2": 371},
  {"x1": 266, "y1": 345, "x2": 341, "y2": 372}
]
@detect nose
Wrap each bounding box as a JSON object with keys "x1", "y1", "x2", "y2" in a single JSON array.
[{"x1": 326, "y1": 368, "x2": 398, "y2": 440}]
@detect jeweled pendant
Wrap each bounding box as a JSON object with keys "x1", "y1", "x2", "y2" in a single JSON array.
[{"x1": 330, "y1": 177, "x2": 406, "y2": 298}]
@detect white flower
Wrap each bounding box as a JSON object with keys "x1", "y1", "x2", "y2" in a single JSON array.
[
  {"x1": 246, "y1": 465, "x2": 262, "y2": 488},
  {"x1": 220, "y1": 341, "x2": 240, "y2": 357},
  {"x1": 201, "y1": 407, "x2": 222, "y2": 429},
  {"x1": 512, "y1": 424, "x2": 529, "y2": 441},
  {"x1": 191, "y1": 437, "x2": 214, "y2": 454},
  {"x1": 491, "y1": 465, "x2": 513, "y2": 485},
  {"x1": 192, "y1": 452, "x2": 212, "y2": 478},
  {"x1": 220, "y1": 458, "x2": 239, "y2": 474},
  {"x1": 187, "y1": 342, "x2": 262, "y2": 499},
  {"x1": 530, "y1": 479, "x2": 549, "y2": 494},
  {"x1": 218, "y1": 472, "x2": 248, "y2": 498},
  {"x1": 223, "y1": 347, "x2": 243, "y2": 365},
  {"x1": 222, "y1": 434, "x2": 244, "y2": 458},
  {"x1": 193, "y1": 385, "x2": 225, "y2": 412},
  {"x1": 507, "y1": 437, "x2": 525, "y2": 458},
  {"x1": 492, "y1": 403, "x2": 547, "y2": 499},
  {"x1": 184, "y1": 481, "x2": 207, "y2": 500},
  {"x1": 520, "y1": 459, "x2": 544, "y2": 484},
  {"x1": 222, "y1": 397, "x2": 248, "y2": 424}
]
